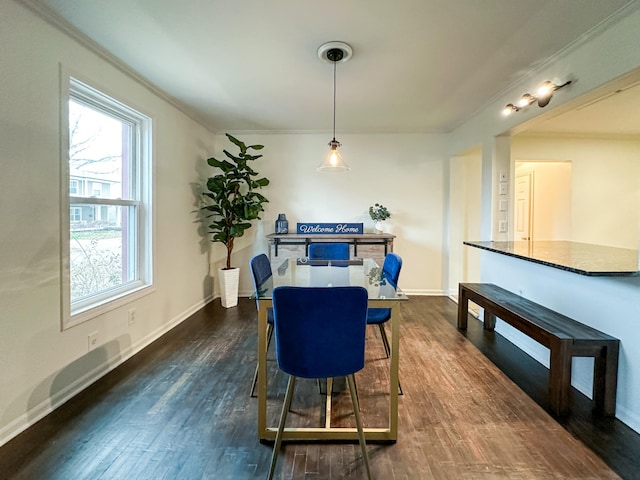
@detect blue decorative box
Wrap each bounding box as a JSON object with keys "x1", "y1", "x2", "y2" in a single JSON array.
[{"x1": 296, "y1": 223, "x2": 363, "y2": 234}]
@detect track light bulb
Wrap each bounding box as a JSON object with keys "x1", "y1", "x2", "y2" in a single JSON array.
[
  {"x1": 537, "y1": 81, "x2": 554, "y2": 97},
  {"x1": 502, "y1": 103, "x2": 518, "y2": 116},
  {"x1": 519, "y1": 94, "x2": 535, "y2": 107}
]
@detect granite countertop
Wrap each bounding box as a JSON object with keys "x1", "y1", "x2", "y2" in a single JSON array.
[{"x1": 464, "y1": 240, "x2": 639, "y2": 277}]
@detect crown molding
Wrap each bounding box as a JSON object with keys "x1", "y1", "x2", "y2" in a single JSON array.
[
  {"x1": 456, "y1": 0, "x2": 640, "y2": 134},
  {"x1": 16, "y1": 0, "x2": 216, "y2": 134}
]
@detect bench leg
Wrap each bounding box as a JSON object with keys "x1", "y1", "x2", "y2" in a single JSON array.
[
  {"x1": 483, "y1": 311, "x2": 496, "y2": 330},
  {"x1": 593, "y1": 341, "x2": 619, "y2": 416},
  {"x1": 549, "y1": 338, "x2": 573, "y2": 416},
  {"x1": 457, "y1": 285, "x2": 469, "y2": 329}
]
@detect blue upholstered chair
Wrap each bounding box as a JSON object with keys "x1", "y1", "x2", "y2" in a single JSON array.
[
  {"x1": 249, "y1": 254, "x2": 274, "y2": 397},
  {"x1": 307, "y1": 242, "x2": 350, "y2": 394},
  {"x1": 308, "y1": 242, "x2": 350, "y2": 261},
  {"x1": 367, "y1": 252, "x2": 403, "y2": 394},
  {"x1": 267, "y1": 286, "x2": 371, "y2": 480}
]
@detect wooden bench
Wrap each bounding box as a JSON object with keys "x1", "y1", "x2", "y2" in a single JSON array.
[{"x1": 457, "y1": 283, "x2": 620, "y2": 417}]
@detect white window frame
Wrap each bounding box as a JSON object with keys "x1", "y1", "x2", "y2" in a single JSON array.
[{"x1": 61, "y1": 73, "x2": 153, "y2": 329}]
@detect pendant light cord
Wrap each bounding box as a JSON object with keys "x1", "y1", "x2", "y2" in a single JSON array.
[{"x1": 332, "y1": 59, "x2": 337, "y2": 142}]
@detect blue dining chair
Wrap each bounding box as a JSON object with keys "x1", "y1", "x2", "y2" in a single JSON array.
[
  {"x1": 308, "y1": 241, "x2": 350, "y2": 394},
  {"x1": 367, "y1": 252, "x2": 403, "y2": 394},
  {"x1": 308, "y1": 242, "x2": 350, "y2": 260},
  {"x1": 267, "y1": 286, "x2": 371, "y2": 480},
  {"x1": 249, "y1": 253, "x2": 274, "y2": 397}
]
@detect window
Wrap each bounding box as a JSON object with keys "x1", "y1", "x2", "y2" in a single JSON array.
[
  {"x1": 69, "y1": 179, "x2": 79, "y2": 195},
  {"x1": 70, "y1": 207, "x2": 82, "y2": 223},
  {"x1": 62, "y1": 77, "x2": 152, "y2": 327}
]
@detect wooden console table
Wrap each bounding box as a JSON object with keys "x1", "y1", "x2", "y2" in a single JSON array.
[{"x1": 266, "y1": 233, "x2": 395, "y2": 267}]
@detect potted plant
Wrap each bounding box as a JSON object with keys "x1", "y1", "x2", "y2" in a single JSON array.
[
  {"x1": 369, "y1": 203, "x2": 391, "y2": 234},
  {"x1": 201, "y1": 133, "x2": 269, "y2": 307}
]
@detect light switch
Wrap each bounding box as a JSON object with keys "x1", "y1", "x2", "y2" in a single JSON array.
[
  {"x1": 499, "y1": 171, "x2": 508, "y2": 182},
  {"x1": 499, "y1": 199, "x2": 508, "y2": 211},
  {"x1": 499, "y1": 182, "x2": 508, "y2": 195},
  {"x1": 499, "y1": 221, "x2": 508, "y2": 233}
]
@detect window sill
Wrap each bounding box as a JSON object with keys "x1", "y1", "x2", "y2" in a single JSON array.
[{"x1": 64, "y1": 284, "x2": 156, "y2": 330}]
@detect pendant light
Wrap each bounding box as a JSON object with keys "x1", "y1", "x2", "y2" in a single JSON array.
[{"x1": 317, "y1": 42, "x2": 352, "y2": 173}]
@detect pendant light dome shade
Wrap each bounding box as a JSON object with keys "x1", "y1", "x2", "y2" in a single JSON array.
[
  {"x1": 316, "y1": 42, "x2": 352, "y2": 173},
  {"x1": 317, "y1": 139, "x2": 350, "y2": 173}
]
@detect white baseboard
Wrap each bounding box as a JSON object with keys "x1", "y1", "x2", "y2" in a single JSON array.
[
  {"x1": 0, "y1": 296, "x2": 214, "y2": 447},
  {"x1": 399, "y1": 289, "x2": 445, "y2": 296}
]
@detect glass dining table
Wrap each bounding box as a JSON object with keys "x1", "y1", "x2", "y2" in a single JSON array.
[{"x1": 255, "y1": 257, "x2": 408, "y2": 442}]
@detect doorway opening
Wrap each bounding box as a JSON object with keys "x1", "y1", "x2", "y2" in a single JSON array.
[{"x1": 513, "y1": 161, "x2": 572, "y2": 242}]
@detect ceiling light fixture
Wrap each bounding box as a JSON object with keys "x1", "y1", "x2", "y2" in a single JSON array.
[
  {"x1": 502, "y1": 80, "x2": 572, "y2": 116},
  {"x1": 502, "y1": 103, "x2": 520, "y2": 115},
  {"x1": 518, "y1": 93, "x2": 537, "y2": 108},
  {"x1": 316, "y1": 41, "x2": 352, "y2": 173}
]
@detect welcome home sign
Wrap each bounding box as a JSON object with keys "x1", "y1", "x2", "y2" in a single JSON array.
[{"x1": 296, "y1": 223, "x2": 363, "y2": 234}]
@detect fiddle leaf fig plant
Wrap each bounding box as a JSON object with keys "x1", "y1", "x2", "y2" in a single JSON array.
[{"x1": 201, "y1": 133, "x2": 269, "y2": 269}]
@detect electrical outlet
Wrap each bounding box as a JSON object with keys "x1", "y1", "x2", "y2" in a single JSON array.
[
  {"x1": 88, "y1": 332, "x2": 99, "y2": 351},
  {"x1": 128, "y1": 308, "x2": 136, "y2": 326},
  {"x1": 499, "y1": 199, "x2": 508, "y2": 211},
  {"x1": 498, "y1": 220, "x2": 508, "y2": 233}
]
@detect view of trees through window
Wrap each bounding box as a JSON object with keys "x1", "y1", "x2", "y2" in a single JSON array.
[{"x1": 68, "y1": 99, "x2": 134, "y2": 303}]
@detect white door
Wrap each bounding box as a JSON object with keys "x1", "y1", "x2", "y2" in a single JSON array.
[{"x1": 515, "y1": 172, "x2": 533, "y2": 241}]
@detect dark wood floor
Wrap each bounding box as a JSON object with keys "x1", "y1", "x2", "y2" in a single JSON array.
[{"x1": 1, "y1": 296, "x2": 638, "y2": 479}]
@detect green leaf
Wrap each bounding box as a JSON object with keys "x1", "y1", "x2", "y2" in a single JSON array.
[
  {"x1": 254, "y1": 177, "x2": 269, "y2": 187},
  {"x1": 226, "y1": 134, "x2": 247, "y2": 155},
  {"x1": 253, "y1": 192, "x2": 269, "y2": 203},
  {"x1": 202, "y1": 133, "x2": 269, "y2": 266}
]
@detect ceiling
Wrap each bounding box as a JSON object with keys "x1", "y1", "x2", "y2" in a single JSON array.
[{"x1": 35, "y1": 0, "x2": 638, "y2": 135}]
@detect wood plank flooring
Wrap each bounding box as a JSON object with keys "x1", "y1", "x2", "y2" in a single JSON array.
[{"x1": 0, "y1": 296, "x2": 637, "y2": 479}]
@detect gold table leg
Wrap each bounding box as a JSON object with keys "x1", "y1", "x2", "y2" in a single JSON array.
[{"x1": 258, "y1": 299, "x2": 401, "y2": 443}]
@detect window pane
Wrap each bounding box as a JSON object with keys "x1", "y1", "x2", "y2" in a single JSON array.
[
  {"x1": 69, "y1": 204, "x2": 137, "y2": 303},
  {"x1": 65, "y1": 78, "x2": 151, "y2": 325},
  {"x1": 69, "y1": 100, "x2": 131, "y2": 200}
]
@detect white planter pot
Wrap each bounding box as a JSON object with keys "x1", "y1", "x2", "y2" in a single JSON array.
[
  {"x1": 374, "y1": 220, "x2": 385, "y2": 234},
  {"x1": 218, "y1": 267, "x2": 240, "y2": 308}
]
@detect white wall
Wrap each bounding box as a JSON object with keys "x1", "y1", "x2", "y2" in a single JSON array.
[
  {"x1": 0, "y1": 1, "x2": 215, "y2": 445},
  {"x1": 448, "y1": 6, "x2": 640, "y2": 432},
  {"x1": 215, "y1": 133, "x2": 449, "y2": 297},
  {"x1": 513, "y1": 136, "x2": 640, "y2": 248},
  {"x1": 448, "y1": 149, "x2": 482, "y2": 295}
]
